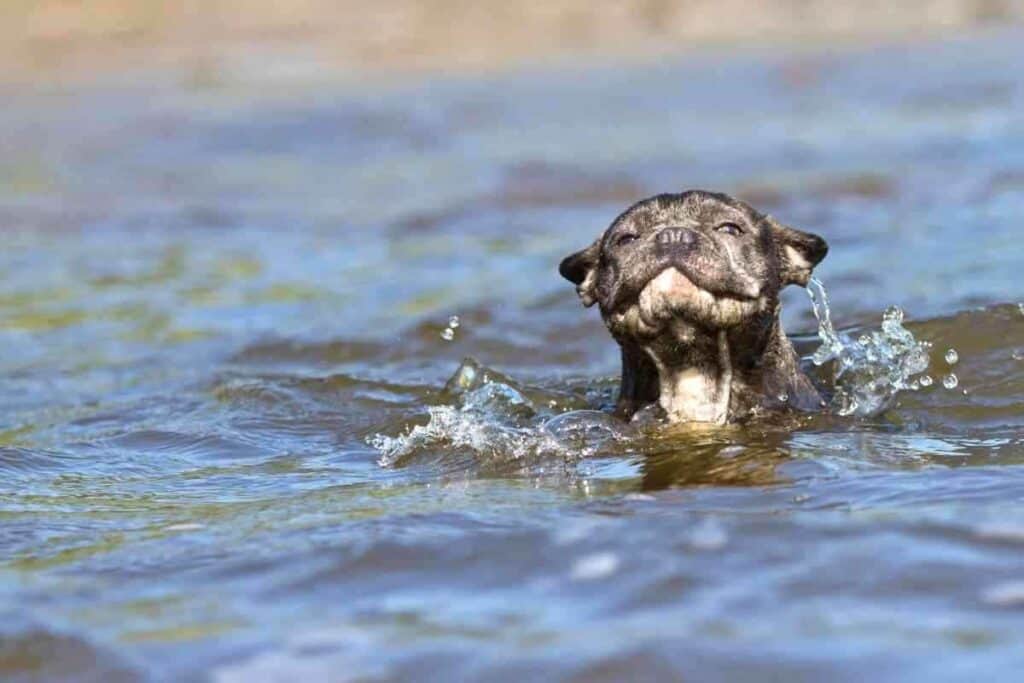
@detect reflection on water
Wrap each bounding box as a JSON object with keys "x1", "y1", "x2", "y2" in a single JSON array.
[{"x1": 3, "y1": 31, "x2": 1024, "y2": 682}]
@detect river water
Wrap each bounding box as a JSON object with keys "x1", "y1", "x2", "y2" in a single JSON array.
[{"x1": 2, "y1": 31, "x2": 1024, "y2": 681}]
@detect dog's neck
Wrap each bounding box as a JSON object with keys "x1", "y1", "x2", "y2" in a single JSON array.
[
  {"x1": 645, "y1": 330, "x2": 733, "y2": 423},
  {"x1": 616, "y1": 312, "x2": 817, "y2": 423}
]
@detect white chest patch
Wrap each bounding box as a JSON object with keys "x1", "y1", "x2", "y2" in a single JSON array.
[{"x1": 644, "y1": 330, "x2": 733, "y2": 424}]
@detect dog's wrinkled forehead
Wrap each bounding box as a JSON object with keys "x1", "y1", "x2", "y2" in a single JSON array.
[{"x1": 605, "y1": 191, "x2": 756, "y2": 241}]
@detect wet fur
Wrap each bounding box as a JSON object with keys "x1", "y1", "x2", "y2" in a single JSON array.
[{"x1": 560, "y1": 190, "x2": 828, "y2": 424}]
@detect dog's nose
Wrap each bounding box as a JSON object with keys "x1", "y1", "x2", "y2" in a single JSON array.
[{"x1": 656, "y1": 227, "x2": 699, "y2": 251}]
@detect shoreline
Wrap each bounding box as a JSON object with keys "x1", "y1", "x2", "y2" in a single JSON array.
[{"x1": 1, "y1": 2, "x2": 1021, "y2": 87}]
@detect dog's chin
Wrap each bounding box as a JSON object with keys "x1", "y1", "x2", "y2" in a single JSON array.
[{"x1": 606, "y1": 268, "x2": 763, "y2": 341}]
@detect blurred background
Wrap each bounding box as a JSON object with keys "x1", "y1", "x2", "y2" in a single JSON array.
[
  {"x1": 4, "y1": 0, "x2": 1024, "y2": 83},
  {"x1": 4, "y1": 3, "x2": 1024, "y2": 682}
]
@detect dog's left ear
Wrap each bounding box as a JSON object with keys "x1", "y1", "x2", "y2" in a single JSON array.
[
  {"x1": 767, "y1": 217, "x2": 828, "y2": 287},
  {"x1": 559, "y1": 240, "x2": 601, "y2": 307}
]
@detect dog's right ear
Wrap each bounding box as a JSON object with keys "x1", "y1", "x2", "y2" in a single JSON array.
[
  {"x1": 559, "y1": 240, "x2": 600, "y2": 307},
  {"x1": 766, "y1": 217, "x2": 829, "y2": 287}
]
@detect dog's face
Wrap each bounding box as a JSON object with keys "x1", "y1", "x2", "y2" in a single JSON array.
[{"x1": 560, "y1": 191, "x2": 827, "y2": 346}]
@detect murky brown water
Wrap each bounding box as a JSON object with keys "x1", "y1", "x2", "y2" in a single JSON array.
[{"x1": 3, "y1": 32, "x2": 1024, "y2": 681}]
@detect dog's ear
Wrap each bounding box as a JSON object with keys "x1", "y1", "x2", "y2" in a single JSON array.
[
  {"x1": 559, "y1": 240, "x2": 601, "y2": 307},
  {"x1": 767, "y1": 217, "x2": 828, "y2": 287}
]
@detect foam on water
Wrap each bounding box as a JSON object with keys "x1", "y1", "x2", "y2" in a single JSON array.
[{"x1": 807, "y1": 277, "x2": 935, "y2": 416}]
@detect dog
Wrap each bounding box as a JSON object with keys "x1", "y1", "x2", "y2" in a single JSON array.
[{"x1": 559, "y1": 190, "x2": 828, "y2": 424}]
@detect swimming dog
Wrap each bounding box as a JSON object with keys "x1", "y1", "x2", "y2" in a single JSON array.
[{"x1": 560, "y1": 190, "x2": 828, "y2": 424}]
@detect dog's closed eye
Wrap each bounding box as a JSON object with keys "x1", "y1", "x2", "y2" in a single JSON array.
[
  {"x1": 715, "y1": 222, "x2": 744, "y2": 236},
  {"x1": 615, "y1": 233, "x2": 640, "y2": 247}
]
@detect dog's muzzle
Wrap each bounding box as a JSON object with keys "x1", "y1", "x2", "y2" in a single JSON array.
[{"x1": 656, "y1": 227, "x2": 699, "y2": 255}]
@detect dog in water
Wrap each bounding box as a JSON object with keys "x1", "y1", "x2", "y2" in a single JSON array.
[{"x1": 560, "y1": 190, "x2": 828, "y2": 424}]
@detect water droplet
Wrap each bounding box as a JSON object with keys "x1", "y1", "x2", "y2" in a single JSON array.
[
  {"x1": 440, "y1": 328, "x2": 455, "y2": 341},
  {"x1": 884, "y1": 305, "x2": 904, "y2": 323},
  {"x1": 806, "y1": 277, "x2": 843, "y2": 366},
  {"x1": 1013, "y1": 349, "x2": 1024, "y2": 361},
  {"x1": 777, "y1": 393, "x2": 789, "y2": 404},
  {"x1": 908, "y1": 380, "x2": 920, "y2": 391},
  {"x1": 443, "y1": 358, "x2": 482, "y2": 394},
  {"x1": 919, "y1": 374, "x2": 933, "y2": 388},
  {"x1": 448, "y1": 315, "x2": 460, "y2": 329},
  {"x1": 1018, "y1": 302, "x2": 1024, "y2": 317},
  {"x1": 942, "y1": 373, "x2": 959, "y2": 390},
  {"x1": 944, "y1": 348, "x2": 959, "y2": 365}
]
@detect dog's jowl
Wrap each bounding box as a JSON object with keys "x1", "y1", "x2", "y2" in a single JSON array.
[{"x1": 560, "y1": 190, "x2": 828, "y2": 424}]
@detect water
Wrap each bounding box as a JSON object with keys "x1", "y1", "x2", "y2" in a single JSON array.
[
  {"x1": 370, "y1": 357, "x2": 626, "y2": 468},
  {"x1": 439, "y1": 315, "x2": 460, "y2": 341},
  {"x1": 807, "y1": 280, "x2": 934, "y2": 416},
  {"x1": 3, "y1": 30, "x2": 1024, "y2": 681}
]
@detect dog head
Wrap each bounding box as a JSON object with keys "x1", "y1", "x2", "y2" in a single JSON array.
[{"x1": 559, "y1": 190, "x2": 827, "y2": 349}]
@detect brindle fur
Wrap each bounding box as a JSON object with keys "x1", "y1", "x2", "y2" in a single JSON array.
[{"x1": 560, "y1": 190, "x2": 828, "y2": 424}]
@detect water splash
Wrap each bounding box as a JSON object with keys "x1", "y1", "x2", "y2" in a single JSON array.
[
  {"x1": 369, "y1": 358, "x2": 624, "y2": 467},
  {"x1": 807, "y1": 278, "x2": 933, "y2": 417},
  {"x1": 439, "y1": 315, "x2": 461, "y2": 341}
]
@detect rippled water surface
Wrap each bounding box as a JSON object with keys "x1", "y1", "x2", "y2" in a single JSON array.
[{"x1": 3, "y1": 32, "x2": 1024, "y2": 681}]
